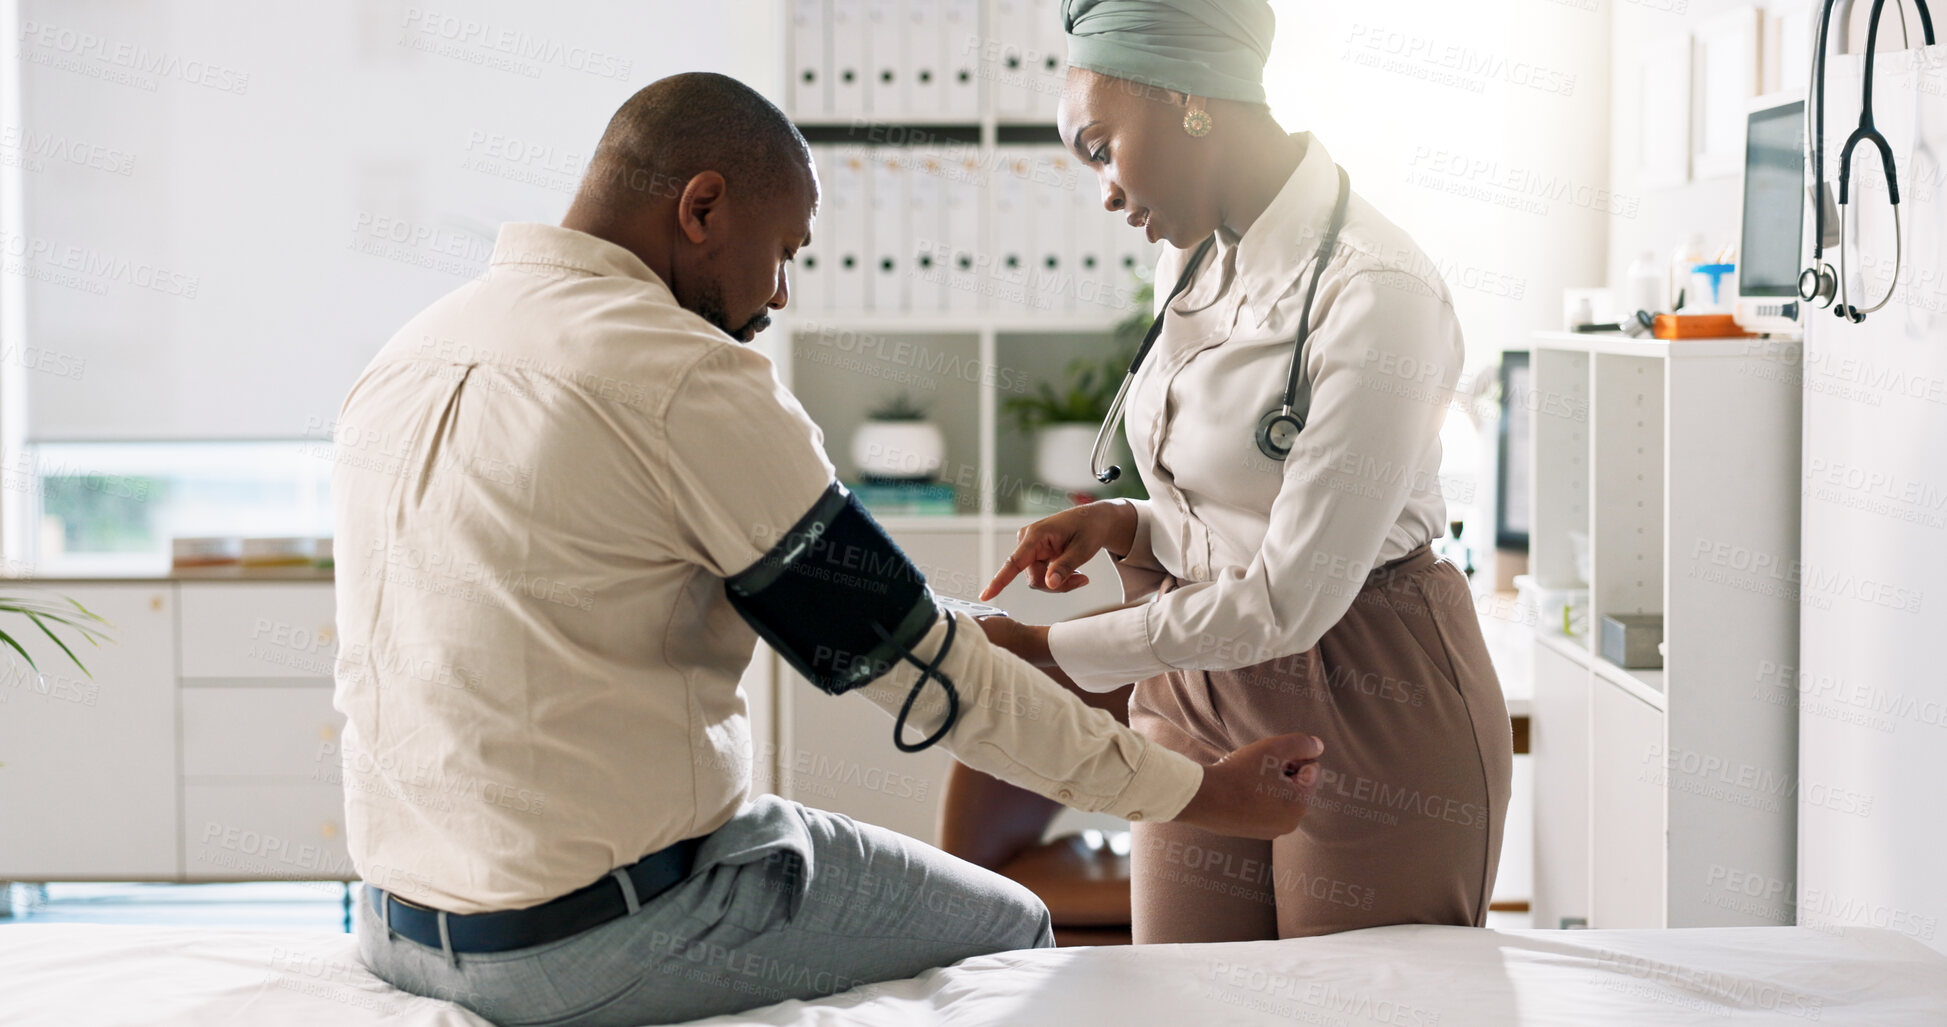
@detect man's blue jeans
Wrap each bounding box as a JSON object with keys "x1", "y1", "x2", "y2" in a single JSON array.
[{"x1": 353, "y1": 795, "x2": 1056, "y2": 1025}]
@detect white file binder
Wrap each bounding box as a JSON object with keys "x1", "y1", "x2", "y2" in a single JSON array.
[
  {"x1": 825, "y1": 145, "x2": 871, "y2": 311},
  {"x1": 906, "y1": 155, "x2": 949, "y2": 315},
  {"x1": 988, "y1": 151, "x2": 1034, "y2": 316},
  {"x1": 1067, "y1": 165, "x2": 1119, "y2": 320},
  {"x1": 868, "y1": 152, "x2": 909, "y2": 313},
  {"x1": 830, "y1": 0, "x2": 868, "y2": 118},
  {"x1": 794, "y1": 149, "x2": 831, "y2": 314},
  {"x1": 1026, "y1": 0, "x2": 1066, "y2": 120},
  {"x1": 905, "y1": 0, "x2": 943, "y2": 118},
  {"x1": 941, "y1": 0, "x2": 981, "y2": 118},
  {"x1": 943, "y1": 154, "x2": 983, "y2": 314},
  {"x1": 865, "y1": 0, "x2": 902, "y2": 117},
  {"x1": 991, "y1": 0, "x2": 1033, "y2": 119},
  {"x1": 789, "y1": 0, "x2": 830, "y2": 119},
  {"x1": 1028, "y1": 149, "x2": 1075, "y2": 314}
]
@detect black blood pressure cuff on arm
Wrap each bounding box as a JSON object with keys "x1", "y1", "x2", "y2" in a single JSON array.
[{"x1": 724, "y1": 480, "x2": 960, "y2": 751}]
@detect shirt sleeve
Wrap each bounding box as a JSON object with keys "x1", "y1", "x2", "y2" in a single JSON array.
[
  {"x1": 1105, "y1": 498, "x2": 1171, "y2": 603},
  {"x1": 854, "y1": 609, "x2": 1203, "y2": 822},
  {"x1": 660, "y1": 343, "x2": 836, "y2": 578},
  {"x1": 1044, "y1": 270, "x2": 1462, "y2": 691},
  {"x1": 664, "y1": 341, "x2": 1205, "y2": 821}
]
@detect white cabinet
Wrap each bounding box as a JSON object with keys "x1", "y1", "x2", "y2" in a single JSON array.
[
  {"x1": 0, "y1": 578, "x2": 347, "y2": 884},
  {"x1": 1526, "y1": 332, "x2": 1800, "y2": 929},
  {"x1": 0, "y1": 585, "x2": 180, "y2": 878},
  {"x1": 1531, "y1": 635, "x2": 1590, "y2": 930},
  {"x1": 178, "y1": 583, "x2": 338, "y2": 680},
  {"x1": 1589, "y1": 678, "x2": 1665, "y2": 928}
]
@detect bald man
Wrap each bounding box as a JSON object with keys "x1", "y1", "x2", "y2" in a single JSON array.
[{"x1": 333, "y1": 72, "x2": 1320, "y2": 1025}]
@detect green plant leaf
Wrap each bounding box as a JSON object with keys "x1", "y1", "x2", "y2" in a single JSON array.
[{"x1": 27, "y1": 613, "x2": 88, "y2": 679}]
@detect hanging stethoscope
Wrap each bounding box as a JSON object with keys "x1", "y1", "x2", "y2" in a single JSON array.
[
  {"x1": 1799, "y1": 0, "x2": 1936, "y2": 323},
  {"x1": 1092, "y1": 165, "x2": 1352, "y2": 483}
]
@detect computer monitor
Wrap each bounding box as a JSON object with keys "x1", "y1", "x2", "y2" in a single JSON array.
[{"x1": 1735, "y1": 95, "x2": 1807, "y2": 335}]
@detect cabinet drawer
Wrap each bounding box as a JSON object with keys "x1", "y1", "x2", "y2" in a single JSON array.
[
  {"x1": 183, "y1": 782, "x2": 354, "y2": 881},
  {"x1": 181, "y1": 687, "x2": 343, "y2": 779},
  {"x1": 179, "y1": 583, "x2": 337, "y2": 679}
]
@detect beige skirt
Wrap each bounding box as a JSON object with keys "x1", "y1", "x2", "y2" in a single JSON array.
[{"x1": 1128, "y1": 544, "x2": 1513, "y2": 940}]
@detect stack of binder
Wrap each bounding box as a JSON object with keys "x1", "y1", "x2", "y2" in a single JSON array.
[
  {"x1": 789, "y1": 0, "x2": 1069, "y2": 122},
  {"x1": 795, "y1": 143, "x2": 1161, "y2": 318}
]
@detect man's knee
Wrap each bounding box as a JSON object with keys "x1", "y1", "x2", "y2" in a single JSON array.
[{"x1": 996, "y1": 883, "x2": 1056, "y2": 950}]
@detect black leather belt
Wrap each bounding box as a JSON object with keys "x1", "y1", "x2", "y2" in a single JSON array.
[{"x1": 368, "y1": 836, "x2": 700, "y2": 955}]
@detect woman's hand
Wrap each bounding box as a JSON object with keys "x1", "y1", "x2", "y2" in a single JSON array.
[
  {"x1": 980, "y1": 499, "x2": 1138, "y2": 601},
  {"x1": 973, "y1": 614, "x2": 1055, "y2": 669}
]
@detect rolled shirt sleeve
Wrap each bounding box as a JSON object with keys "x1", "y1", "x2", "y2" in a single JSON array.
[
  {"x1": 663, "y1": 343, "x2": 1204, "y2": 821},
  {"x1": 1045, "y1": 271, "x2": 1462, "y2": 692}
]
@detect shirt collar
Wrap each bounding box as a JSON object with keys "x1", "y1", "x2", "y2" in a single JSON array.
[
  {"x1": 488, "y1": 222, "x2": 669, "y2": 291},
  {"x1": 1230, "y1": 132, "x2": 1343, "y2": 331}
]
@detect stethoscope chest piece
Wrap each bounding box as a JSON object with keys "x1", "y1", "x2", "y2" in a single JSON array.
[{"x1": 1255, "y1": 408, "x2": 1304, "y2": 460}]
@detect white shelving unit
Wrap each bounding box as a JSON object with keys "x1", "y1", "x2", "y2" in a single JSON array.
[
  {"x1": 757, "y1": 0, "x2": 1157, "y2": 847},
  {"x1": 1527, "y1": 330, "x2": 1800, "y2": 930}
]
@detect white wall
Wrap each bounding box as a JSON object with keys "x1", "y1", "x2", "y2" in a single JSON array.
[
  {"x1": 9, "y1": 0, "x2": 778, "y2": 441},
  {"x1": 1266, "y1": 0, "x2": 1611, "y2": 368},
  {"x1": 1797, "y1": 39, "x2": 1947, "y2": 955}
]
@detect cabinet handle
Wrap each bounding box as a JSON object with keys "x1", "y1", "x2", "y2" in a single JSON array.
[
  {"x1": 317, "y1": 625, "x2": 336, "y2": 646},
  {"x1": 321, "y1": 821, "x2": 340, "y2": 840},
  {"x1": 150, "y1": 594, "x2": 165, "y2": 612}
]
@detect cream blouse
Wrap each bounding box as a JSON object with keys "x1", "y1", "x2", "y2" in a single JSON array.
[{"x1": 1047, "y1": 133, "x2": 1464, "y2": 691}]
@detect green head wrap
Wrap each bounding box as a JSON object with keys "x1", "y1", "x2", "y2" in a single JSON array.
[{"x1": 1060, "y1": 0, "x2": 1276, "y2": 106}]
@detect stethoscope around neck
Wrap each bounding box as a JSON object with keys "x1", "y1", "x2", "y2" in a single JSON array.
[{"x1": 1092, "y1": 164, "x2": 1353, "y2": 484}]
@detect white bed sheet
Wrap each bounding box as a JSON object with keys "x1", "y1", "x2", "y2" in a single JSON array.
[{"x1": 3, "y1": 922, "x2": 1943, "y2": 1026}]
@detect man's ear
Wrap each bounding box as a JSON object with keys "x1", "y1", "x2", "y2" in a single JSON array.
[{"x1": 675, "y1": 170, "x2": 729, "y2": 245}]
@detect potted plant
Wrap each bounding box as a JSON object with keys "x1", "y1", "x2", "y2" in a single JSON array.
[
  {"x1": 852, "y1": 391, "x2": 946, "y2": 481},
  {"x1": 1004, "y1": 279, "x2": 1158, "y2": 498}
]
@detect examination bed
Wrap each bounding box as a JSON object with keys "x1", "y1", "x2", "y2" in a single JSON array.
[{"x1": 4, "y1": 920, "x2": 1943, "y2": 1025}]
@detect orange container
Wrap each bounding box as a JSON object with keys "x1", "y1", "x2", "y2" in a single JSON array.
[{"x1": 1652, "y1": 313, "x2": 1752, "y2": 339}]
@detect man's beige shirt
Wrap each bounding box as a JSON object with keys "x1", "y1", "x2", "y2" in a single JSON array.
[{"x1": 330, "y1": 223, "x2": 1202, "y2": 914}]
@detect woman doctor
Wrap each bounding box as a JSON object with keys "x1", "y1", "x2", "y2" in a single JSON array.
[{"x1": 976, "y1": 0, "x2": 1513, "y2": 943}]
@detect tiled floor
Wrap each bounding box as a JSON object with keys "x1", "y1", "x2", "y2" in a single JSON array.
[{"x1": 0, "y1": 881, "x2": 355, "y2": 931}]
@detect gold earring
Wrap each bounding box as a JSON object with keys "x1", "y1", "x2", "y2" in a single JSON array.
[{"x1": 1182, "y1": 108, "x2": 1213, "y2": 137}]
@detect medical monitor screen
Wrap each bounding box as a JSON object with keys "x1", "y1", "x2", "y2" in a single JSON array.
[{"x1": 1740, "y1": 100, "x2": 1805, "y2": 297}]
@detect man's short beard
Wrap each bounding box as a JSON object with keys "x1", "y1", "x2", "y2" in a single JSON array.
[{"x1": 692, "y1": 281, "x2": 769, "y2": 340}]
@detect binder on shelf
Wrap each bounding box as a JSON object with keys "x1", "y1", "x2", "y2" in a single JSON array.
[
  {"x1": 990, "y1": 0, "x2": 1034, "y2": 119},
  {"x1": 866, "y1": 0, "x2": 902, "y2": 118},
  {"x1": 868, "y1": 151, "x2": 909, "y2": 314},
  {"x1": 823, "y1": 145, "x2": 871, "y2": 311},
  {"x1": 941, "y1": 0, "x2": 981, "y2": 118},
  {"x1": 907, "y1": 155, "x2": 949, "y2": 316},
  {"x1": 1108, "y1": 212, "x2": 1161, "y2": 315},
  {"x1": 793, "y1": 163, "x2": 829, "y2": 315},
  {"x1": 943, "y1": 154, "x2": 984, "y2": 314},
  {"x1": 1071, "y1": 181, "x2": 1119, "y2": 321},
  {"x1": 905, "y1": 0, "x2": 943, "y2": 119},
  {"x1": 1026, "y1": 0, "x2": 1066, "y2": 118},
  {"x1": 1027, "y1": 148, "x2": 1075, "y2": 314},
  {"x1": 830, "y1": 0, "x2": 868, "y2": 118},
  {"x1": 987, "y1": 151, "x2": 1035, "y2": 316},
  {"x1": 788, "y1": 0, "x2": 830, "y2": 120}
]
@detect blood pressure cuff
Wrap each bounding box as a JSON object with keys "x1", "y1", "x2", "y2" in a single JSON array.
[{"x1": 724, "y1": 481, "x2": 960, "y2": 751}]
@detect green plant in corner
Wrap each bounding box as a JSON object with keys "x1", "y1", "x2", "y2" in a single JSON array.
[{"x1": 0, "y1": 593, "x2": 112, "y2": 680}]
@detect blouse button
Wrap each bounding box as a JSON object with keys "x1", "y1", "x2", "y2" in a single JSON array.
[
  {"x1": 1127, "y1": 811, "x2": 1144, "y2": 822},
  {"x1": 1057, "y1": 788, "x2": 1074, "y2": 802}
]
